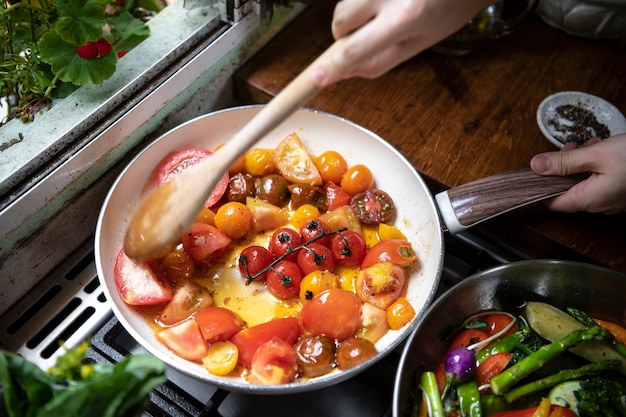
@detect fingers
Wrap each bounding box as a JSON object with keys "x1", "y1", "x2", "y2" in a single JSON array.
[
  {"x1": 530, "y1": 142, "x2": 600, "y2": 176},
  {"x1": 331, "y1": 0, "x2": 378, "y2": 39}
]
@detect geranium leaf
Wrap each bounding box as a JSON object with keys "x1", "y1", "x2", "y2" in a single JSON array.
[
  {"x1": 108, "y1": 12, "x2": 150, "y2": 52},
  {"x1": 54, "y1": 0, "x2": 106, "y2": 45},
  {"x1": 39, "y1": 31, "x2": 117, "y2": 86}
]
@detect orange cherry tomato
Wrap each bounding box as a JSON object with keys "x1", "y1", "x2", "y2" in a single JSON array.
[
  {"x1": 340, "y1": 164, "x2": 374, "y2": 195},
  {"x1": 214, "y1": 201, "x2": 254, "y2": 239},
  {"x1": 300, "y1": 289, "x2": 362, "y2": 341},
  {"x1": 315, "y1": 150, "x2": 348, "y2": 184},
  {"x1": 360, "y1": 239, "x2": 417, "y2": 269},
  {"x1": 386, "y1": 297, "x2": 415, "y2": 330}
]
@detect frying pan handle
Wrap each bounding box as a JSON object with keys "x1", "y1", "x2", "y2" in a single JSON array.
[{"x1": 435, "y1": 167, "x2": 587, "y2": 234}]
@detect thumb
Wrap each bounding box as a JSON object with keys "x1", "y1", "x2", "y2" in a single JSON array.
[{"x1": 530, "y1": 148, "x2": 593, "y2": 176}]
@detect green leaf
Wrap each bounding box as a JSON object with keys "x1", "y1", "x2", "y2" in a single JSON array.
[
  {"x1": 108, "y1": 12, "x2": 150, "y2": 52},
  {"x1": 39, "y1": 31, "x2": 117, "y2": 85},
  {"x1": 53, "y1": 0, "x2": 106, "y2": 45}
]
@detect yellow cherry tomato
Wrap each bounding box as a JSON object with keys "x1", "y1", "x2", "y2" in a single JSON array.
[
  {"x1": 340, "y1": 164, "x2": 374, "y2": 195},
  {"x1": 214, "y1": 201, "x2": 253, "y2": 239},
  {"x1": 315, "y1": 150, "x2": 348, "y2": 184},
  {"x1": 202, "y1": 341, "x2": 239, "y2": 376},
  {"x1": 245, "y1": 148, "x2": 276, "y2": 176},
  {"x1": 290, "y1": 204, "x2": 321, "y2": 229},
  {"x1": 378, "y1": 223, "x2": 407, "y2": 240},
  {"x1": 386, "y1": 297, "x2": 415, "y2": 330},
  {"x1": 195, "y1": 206, "x2": 216, "y2": 225},
  {"x1": 299, "y1": 270, "x2": 340, "y2": 300}
]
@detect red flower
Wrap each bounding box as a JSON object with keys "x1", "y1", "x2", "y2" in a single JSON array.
[
  {"x1": 117, "y1": 50, "x2": 129, "y2": 58},
  {"x1": 76, "y1": 39, "x2": 112, "y2": 60}
]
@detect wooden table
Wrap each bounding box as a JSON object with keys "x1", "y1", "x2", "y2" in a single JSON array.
[{"x1": 234, "y1": 0, "x2": 626, "y2": 273}]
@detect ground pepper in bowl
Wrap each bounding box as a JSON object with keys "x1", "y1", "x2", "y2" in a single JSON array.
[{"x1": 548, "y1": 103, "x2": 610, "y2": 146}]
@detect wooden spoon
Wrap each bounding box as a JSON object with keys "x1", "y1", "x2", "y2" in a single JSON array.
[{"x1": 124, "y1": 40, "x2": 346, "y2": 260}]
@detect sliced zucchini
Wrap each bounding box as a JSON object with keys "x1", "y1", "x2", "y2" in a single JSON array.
[{"x1": 548, "y1": 380, "x2": 581, "y2": 411}]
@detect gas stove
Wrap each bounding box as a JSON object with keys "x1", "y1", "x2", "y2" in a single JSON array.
[{"x1": 0, "y1": 228, "x2": 528, "y2": 417}]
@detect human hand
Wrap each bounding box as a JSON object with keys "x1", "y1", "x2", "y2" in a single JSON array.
[
  {"x1": 311, "y1": 0, "x2": 495, "y2": 88},
  {"x1": 530, "y1": 135, "x2": 626, "y2": 214}
]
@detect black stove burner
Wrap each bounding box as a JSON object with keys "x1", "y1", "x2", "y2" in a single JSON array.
[{"x1": 84, "y1": 230, "x2": 524, "y2": 417}]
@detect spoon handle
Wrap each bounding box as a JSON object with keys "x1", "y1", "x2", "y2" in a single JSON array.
[
  {"x1": 435, "y1": 167, "x2": 587, "y2": 234},
  {"x1": 124, "y1": 40, "x2": 345, "y2": 260}
]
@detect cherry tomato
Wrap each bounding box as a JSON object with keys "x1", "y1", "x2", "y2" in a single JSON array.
[
  {"x1": 230, "y1": 317, "x2": 301, "y2": 367},
  {"x1": 324, "y1": 181, "x2": 352, "y2": 212},
  {"x1": 195, "y1": 306, "x2": 245, "y2": 343},
  {"x1": 296, "y1": 243, "x2": 335, "y2": 275},
  {"x1": 315, "y1": 150, "x2": 348, "y2": 184},
  {"x1": 350, "y1": 189, "x2": 395, "y2": 224},
  {"x1": 238, "y1": 245, "x2": 276, "y2": 282},
  {"x1": 489, "y1": 405, "x2": 576, "y2": 417},
  {"x1": 299, "y1": 218, "x2": 332, "y2": 247},
  {"x1": 156, "y1": 148, "x2": 229, "y2": 208},
  {"x1": 340, "y1": 164, "x2": 374, "y2": 196},
  {"x1": 300, "y1": 289, "x2": 362, "y2": 340},
  {"x1": 202, "y1": 340, "x2": 239, "y2": 376},
  {"x1": 258, "y1": 174, "x2": 291, "y2": 207},
  {"x1": 159, "y1": 250, "x2": 195, "y2": 282},
  {"x1": 336, "y1": 336, "x2": 377, "y2": 370},
  {"x1": 355, "y1": 262, "x2": 407, "y2": 310},
  {"x1": 214, "y1": 201, "x2": 254, "y2": 239},
  {"x1": 360, "y1": 239, "x2": 417, "y2": 269},
  {"x1": 331, "y1": 230, "x2": 367, "y2": 267},
  {"x1": 266, "y1": 260, "x2": 304, "y2": 300},
  {"x1": 476, "y1": 352, "x2": 513, "y2": 386},
  {"x1": 268, "y1": 228, "x2": 302, "y2": 262},
  {"x1": 226, "y1": 172, "x2": 256, "y2": 203},
  {"x1": 181, "y1": 223, "x2": 232, "y2": 272},
  {"x1": 294, "y1": 335, "x2": 336, "y2": 378},
  {"x1": 288, "y1": 183, "x2": 327, "y2": 212},
  {"x1": 386, "y1": 296, "x2": 415, "y2": 330},
  {"x1": 299, "y1": 270, "x2": 339, "y2": 300},
  {"x1": 114, "y1": 249, "x2": 173, "y2": 306},
  {"x1": 155, "y1": 319, "x2": 208, "y2": 361},
  {"x1": 291, "y1": 204, "x2": 321, "y2": 229},
  {"x1": 245, "y1": 148, "x2": 276, "y2": 176},
  {"x1": 249, "y1": 337, "x2": 298, "y2": 385}
]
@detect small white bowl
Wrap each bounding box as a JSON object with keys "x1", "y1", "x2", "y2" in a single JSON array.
[{"x1": 536, "y1": 91, "x2": 626, "y2": 148}]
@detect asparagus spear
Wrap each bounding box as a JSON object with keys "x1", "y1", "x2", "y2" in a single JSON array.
[{"x1": 567, "y1": 307, "x2": 626, "y2": 358}]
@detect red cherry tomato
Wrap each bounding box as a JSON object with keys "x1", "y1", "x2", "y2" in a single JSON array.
[
  {"x1": 296, "y1": 243, "x2": 335, "y2": 275},
  {"x1": 238, "y1": 245, "x2": 276, "y2": 282},
  {"x1": 360, "y1": 239, "x2": 417, "y2": 269},
  {"x1": 266, "y1": 260, "x2": 304, "y2": 300},
  {"x1": 489, "y1": 405, "x2": 576, "y2": 417},
  {"x1": 331, "y1": 230, "x2": 367, "y2": 267},
  {"x1": 195, "y1": 306, "x2": 245, "y2": 343},
  {"x1": 300, "y1": 289, "x2": 362, "y2": 341},
  {"x1": 156, "y1": 148, "x2": 229, "y2": 208},
  {"x1": 324, "y1": 181, "x2": 352, "y2": 212},
  {"x1": 248, "y1": 337, "x2": 298, "y2": 385},
  {"x1": 181, "y1": 223, "x2": 232, "y2": 272},
  {"x1": 230, "y1": 317, "x2": 301, "y2": 367},
  {"x1": 268, "y1": 228, "x2": 302, "y2": 262},
  {"x1": 299, "y1": 218, "x2": 332, "y2": 246}
]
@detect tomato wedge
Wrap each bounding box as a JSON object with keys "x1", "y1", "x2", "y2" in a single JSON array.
[
  {"x1": 230, "y1": 317, "x2": 301, "y2": 367},
  {"x1": 195, "y1": 306, "x2": 245, "y2": 343},
  {"x1": 273, "y1": 133, "x2": 322, "y2": 185},
  {"x1": 248, "y1": 337, "x2": 298, "y2": 385},
  {"x1": 324, "y1": 181, "x2": 352, "y2": 212},
  {"x1": 156, "y1": 148, "x2": 229, "y2": 208},
  {"x1": 181, "y1": 222, "x2": 232, "y2": 271},
  {"x1": 360, "y1": 239, "x2": 417, "y2": 269},
  {"x1": 155, "y1": 319, "x2": 208, "y2": 361},
  {"x1": 113, "y1": 249, "x2": 173, "y2": 306}
]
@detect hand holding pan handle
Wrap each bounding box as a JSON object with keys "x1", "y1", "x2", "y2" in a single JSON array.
[{"x1": 435, "y1": 167, "x2": 587, "y2": 234}]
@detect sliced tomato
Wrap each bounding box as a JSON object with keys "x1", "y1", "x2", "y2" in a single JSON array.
[
  {"x1": 155, "y1": 148, "x2": 229, "y2": 208},
  {"x1": 273, "y1": 133, "x2": 322, "y2": 186},
  {"x1": 231, "y1": 317, "x2": 301, "y2": 367},
  {"x1": 483, "y1": 313, "x2": 516, "y2": 336},
  {"x1": 158, "y1": 281, "x2": 213, "y2": 326},
  {"x1": 114, "y1": 249, "x2": 173, "y2": 306},
  {"x1": 489, "y1": 405, "x2": 576, "y2": 417},
  {"x1": 195, "y1": 306, "x2": 245, "y2": 343},
  {"x1": 354, "y1": 262, "x2": 407, "y2": 310},
  {"x1": 301, "y1": 288, "x2": 362, "y2": 341},
  {"x1": 360, "y1": 239, "x2": 417, "y2": 269},
  {"x1": 181, "y1": 222, "x2": 232, "y2": 271},
  {"x1": 248, "y1": 337, "x2": 298, "y2": 385},
  {"x1": 155, "y1": 319, "x2": 208, "y2": 361},
  {"x1": 476, "y1": 351, "x2": 513, "y2": 386},
  {"x1": 324, "y1": 181, "x2": 352, "y2": 212}
]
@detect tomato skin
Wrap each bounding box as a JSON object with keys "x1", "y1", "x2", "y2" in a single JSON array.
[
  {"x1": 214, "y1": 201, "x2": 253, "y2": 240},
  {"x1": 340, "y1": 164, "x2": 374, "y2": 196},
  {"x1": 489, "y1": 405, "x2": 576, "y2": 417},
  {"x1": 114, "y1": 249, "x2": 173, "y2": 306},
  {"x1": 350, "y1": 189, "x2": 395, "y2": 225},
  {"x1": 155, "y1": 319, "x2": 208, "y2": 361},
  {"x1": 268, "y1": 228, "x2": 302, "y2": 262},
  {"x1": 324, "y1": 181, "x2": 352, "y2": 212},
  {"x1": 296, "y1": 243, "x2": 335, "y2": 275},
  {"x1": 336, "y1": 336, "x2": 377, "y2": 370},
  {"x1": 159, "y1": 250, "x2": 195, "y2": 282},
  {"x1": 300, "y1": 289, "x2": 362, "y2": 341},
  {"x1": 266, "y1": 260, "x2": 304, "y2": 300},
  {"x1": 476, "y1": 351, "x2": 513, "y2": 386},
  {"x1": 355, "y1": 262, "x2": 407, "y2": 310},
  {"x1": 158, "y1": 281, "x2": 213, "y2": 326},
  {"x1": 195, "y1": 306, "x2": 245, "y2": 343},
  {"x1": 315, "y1": 150, "x2": 348, "y2": 184},
  {"x1": 238, "y1": 245, "x2": 276, "y2": 282},
  {"x1": 299, "y1": 218, "x2": 332, "y2": 247},
  {"x1": 331, "y1": 230, "x2": 367, "y2": 267},
  {"x1": 360, "y1": 239, "x2": 417, "y2": 269},
  {"x1": 156, "y1": 148, "x2": 228, "y2": 208},
  {"x1": 231, "y1": 317, "x2": 301, "y2": 367},
  {"x1": 294, "y1": 335, "x2": 336, "y2": 377},
  {"x1": 182, "y1": 222, "x2": 232, "y2": 272},
  {"x1": 483, "y1": 313, "x2": 516, "y2": 336},
  {"x1": 248, "y1": 337, "x2": 299, "y2": 385}
]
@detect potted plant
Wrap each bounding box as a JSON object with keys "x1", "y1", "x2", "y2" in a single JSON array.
[{"x1": 1, "y1": 0, "x2": 162, "y2": 125}]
